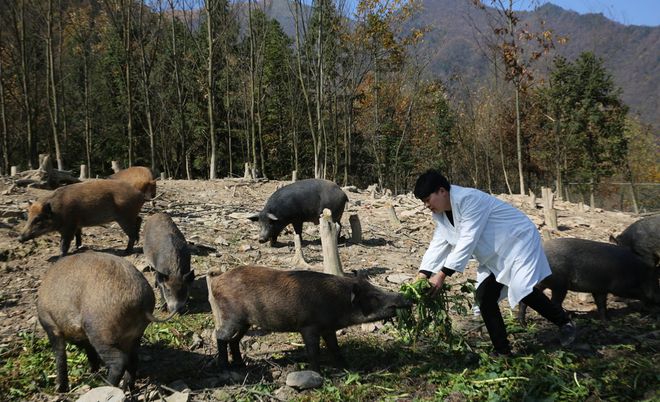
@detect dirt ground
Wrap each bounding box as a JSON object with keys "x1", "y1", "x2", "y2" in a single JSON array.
[{"x1": 0, "y1": 177, "x2": 654, "y2": 400}]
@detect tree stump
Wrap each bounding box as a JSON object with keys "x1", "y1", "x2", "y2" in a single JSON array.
[
  {"x1": 385, "y1": 201, "x2": 401, "y2": 226},
  {"x1": 111, "y1": 161, "x2": 122, "y2": 173},
  {"x1": 12, "y1": 154, "x2": 79, "y2": 189},
  {"x1": 542, "y1": 187, "x2": 558, "y2": 230},
  {"x1": 79, "y1": 165, "x2": 88, "y2": 180},
  {"x1": 10, "y1": 166, "x2": 17, "y2": 176},
  {"x1": 243, "y1": 163, "x2": 252, "y2": 179},
  {"x1": 528, "y1": 189, "x2": 536, "y2": 209},
  {"x1": 349, "y1": 213, "x2": 362, "y2": 244},
  {"x1": 292, "y1": 170, "x2": 297, "y2": 182},
  {"x1": 160, "y1": 172, "x2": 166, "y2": 181},
  {"x1": 319, "y1": 208, "x2": 343, "y2": 276}
]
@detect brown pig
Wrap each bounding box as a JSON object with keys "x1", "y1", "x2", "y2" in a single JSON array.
[
  {"x1": 207, "y1": 265, "x2": 411, "y2": 372},
  {"x1": 37, "y1": 251, "x2": 167, "y2": 392},
  {"x1": 110, "y1": 166, "x2": 157, "y2": 200},
  {"x1": 143, "y1": 213, "x2": 194, "y2": 313},
  {"x1": 18, "y1": 179, "x2": 144, "y2": 256}
]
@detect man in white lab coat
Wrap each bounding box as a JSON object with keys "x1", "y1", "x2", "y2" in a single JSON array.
[{"x1": 414, "y1": 170, "x2": 576, "y2": 355}]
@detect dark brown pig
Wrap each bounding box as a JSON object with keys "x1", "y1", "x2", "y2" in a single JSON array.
[
  {"x1": 518, "y1": 238, "x2": 660, "y2": 323},
  {"x1": 37, "y1": 251, "x2": 164, "y2": 392},
  {"x1": 18, "y1": 179, "x2": 144, "y2": 256},
  {"x1": 609, "y1": 215, "x2": 660, "y2": 269},
  {"x1": 207, "y1": 266, "x2": 411, "y2": 372},
  {"x1": 143, "y1": 213, "x2": 194, "y2": 313},
  {"x1": 110, "y1": 166, "x2": 157, "y2": 200}
]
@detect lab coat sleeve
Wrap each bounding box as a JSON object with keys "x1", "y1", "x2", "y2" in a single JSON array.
[
  {"x1": 419, "y1": 223, "x2": 451, "y2": 274},
  {"x1": 443, "y1": 193, "x2": 491, "y2": 272}
]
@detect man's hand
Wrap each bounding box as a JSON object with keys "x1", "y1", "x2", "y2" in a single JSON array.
[
  {"x1": 428, "y1": 271, "x2": 447, "y2": 297},
  {"x1": 416, "y1": 271, "x2": 430, "y2": 280}
]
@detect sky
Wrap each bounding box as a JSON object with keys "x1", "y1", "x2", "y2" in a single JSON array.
[
  {"x1": 520, "y1": 0, "x2": 660, "y2": 27},
  {"x1": 339, "y1": 0, "x2": 660, "y2": 27}
]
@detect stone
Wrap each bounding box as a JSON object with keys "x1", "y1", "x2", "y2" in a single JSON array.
[
  {"x1": 285, "y1": 370, "x2": 323, "y2": 390},
  {"x1": 164, "y1": 392, "x2": 189, "y2": 402},
  {"x1": 214, "y1": 235, "x2": 229, "y2": 246},
  {"x1": 211, "y1": 389, "x2": 233, "y2": 401},
  {"x1": 76, "y1": 386, "x2": 125, "y2": 402}
]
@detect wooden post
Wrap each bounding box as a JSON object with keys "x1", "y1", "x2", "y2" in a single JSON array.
[
  {"x1": 292, "y1": 170, "x2": 297, "y2": 182},
  {"x1": 628, "y1": 183, "x2": 639, "y2": 215},
  {"x1": 367, "y1": 184, "x2": 378, "y2": 199},
  {"x1": 243, "y1": 163, "x2": 251, "y2": 179},
  {"x1": 542, "y1": 228, "x2": 552, "y2": 241},
  {"x1": 291, "y1": 234, "x2": 312, "y2": 268},
  {"x1": 385, "y1": 201, "x2": 401, "y2": 226},
  {"x1": 160, "y1": 172, "x2": 166, "y2": 181},
  {"x1": 542, "y1": 187, "x2": 558, "y2": 230},
  {"x1": 319, "y1": 208, "x2": 343, "y2": 276},
  {"x1": 349, "y1": 213, "x2": 362, "y2": 244},
  {"x1": 79, "y1": 165, "x2": 88, "y2": 180},
  {"x1": 10, "y1": 166, "x2": 17, "y2": 176},
  {"x1": 528, "y1": 189, "x2": 536, "y2": 209},
  {"x1": 111, "y1": 161, "x2": 121, "y2": 173}
]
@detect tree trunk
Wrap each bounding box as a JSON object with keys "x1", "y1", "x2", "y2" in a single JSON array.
[
  {"x1": 293, "y1": 0, "x2": 318, "y2": 178},
  {"x1": 46, "y1": 0, "x2": 63, "y2": 170},
  {"x1": 83, "y1": 51, "x2": 92, "y2": 177},
  {"x1": 205, "y1": 0, "x2": 216, "y2": 179},
  {"x1": 16, "y1": 0, "x2": 36, "y2": 168},
  {"x1": 0, "y1": 29, "x2": 9, "y2": 173},
  {"x1": 123, "y1": 0, "x2": 134, "y2": 166},
  {"x1": 315, "y1": 3, "x2": 325, "y2": 179},
  {"x1": 499, "y1": 131, "x2": 512, "y2": 195},
  {"x1": 169, "y1": 0, "x2": 190, "y2": 180},
  {"x1": 57, "y1": 0, "x2": 68, "y2": 155},
  {"x1": 137, "y1": 3, "x2": 158, "y2": 173},
  {"x1": 248, "y1": 0, "x2": 258, "y2": 178},
  {"x1": 515, "y1": 85, "x2": 525, "y2": 195}
]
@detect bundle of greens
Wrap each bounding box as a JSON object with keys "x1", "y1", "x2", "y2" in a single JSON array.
[{"x1": 396, "y1": 278, "x2": 475, "y2": 347}]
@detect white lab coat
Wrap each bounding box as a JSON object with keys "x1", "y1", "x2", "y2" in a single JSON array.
[{"x1": 419, "y1": 185, "x2": 551, "y2": 308}]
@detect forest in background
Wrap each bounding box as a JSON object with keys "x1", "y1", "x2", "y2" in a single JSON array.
[{"x1": 0, "y1": 0, "x2": 657, "y2": 210}]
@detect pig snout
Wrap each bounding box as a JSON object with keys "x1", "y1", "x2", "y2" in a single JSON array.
[{"x1": 365, "y1": 292, "x2": 412, "y2": 322}]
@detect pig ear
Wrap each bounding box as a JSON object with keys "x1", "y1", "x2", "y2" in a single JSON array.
[
  {"x1": 351, "y1": 283, "x2": 374, "y2": 316},
  {"x1": 184, "y1": 270, "x2": 195, "y2": 283},
  {"x1": 267, "y1": 213, "x2": 279, "y2": 221},
  {"x1": 248, "y1": 213, "x2": 260, "y2": 222}
]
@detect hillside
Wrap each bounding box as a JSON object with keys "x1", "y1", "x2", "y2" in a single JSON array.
[{"x1": 403, "y1": 0, "x2": 660, "y2": 130}]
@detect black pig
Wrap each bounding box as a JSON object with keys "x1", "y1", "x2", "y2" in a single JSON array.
[
  {"x1": 610, "y1": 215, "x2": 660, "y2": 269},
  {"x1": 143, "y1": 212, "x2": 194, "y2": 313},
  {"x1": 248, "y1": 179, "x2": 348, "y2": 245},
  {"x1": 207, "y1": 265, "x2": 411, "y2": 372},
  {"x1": 37, "y1": 251, "x2": 168, "y2": 392},
  {"x1": 518, "y1": 238, "x2": 660, "y2": 323}
]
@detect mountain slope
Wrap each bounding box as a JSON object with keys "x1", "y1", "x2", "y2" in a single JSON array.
[{"x1": 402, "y1": 0, "x2": 659, "y2": 129}]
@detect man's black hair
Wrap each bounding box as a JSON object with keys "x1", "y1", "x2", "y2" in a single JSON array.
[{"x1": 414, "y1": 169, "x2": 451, "y2": 199}]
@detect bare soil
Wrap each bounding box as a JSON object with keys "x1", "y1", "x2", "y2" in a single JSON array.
[{"x1": 0, "y1": 178, "x2": 655, "y2": 401}]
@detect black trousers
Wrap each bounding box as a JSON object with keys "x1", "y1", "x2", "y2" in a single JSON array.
[{"x1": 475, "y1": 273, "x2": 570, "y2": 354}]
